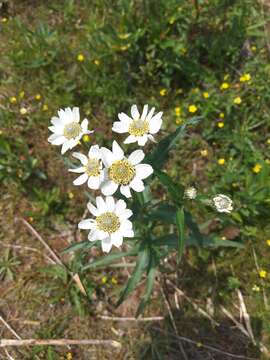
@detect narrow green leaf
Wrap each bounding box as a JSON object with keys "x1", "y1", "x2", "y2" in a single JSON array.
[
  {"x1": 176, "y1": 208, "x2": 185, "y2": 262},
  {"x1": 61, "y1": 241, "x2": 98, "y2": 254},
  {"x1": 116, "y1": 246, "x2": 149, "y2": 307},
  {"x1": 136, "y1": 253, "x2": 157, "y2": 316},
  {"x1": 145, "y1": 116, "x2": 201, "y2": 169},
  {"x1": 155, "y1": 170, "x2": 184, "y2": 204},
  {"x1": 148, "y1": 203, "x2": 176, "y2": 224},
  {"x1": 82, "y1": 248, "x2": 138, "y2": 271}
]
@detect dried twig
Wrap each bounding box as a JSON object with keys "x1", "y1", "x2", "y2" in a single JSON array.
[
  {"x1": 0, "y1": 339, "x2": 121, "y2": 348},
  {"x1": 160, "y1": 281, "x2": 188, "y2": 360},
  {"x1": 236, "y1": 290, "x2": 255, "y2": 344},
  {"x1": 98, "y1": 315, "x2": 164, "y2": 322},
  {"x1": 153, "y1": 327, "x2": 257, "y2": 360},
  {"x1": 0, "y1": 315, "x2": 21, "y2": 340},
  {"x1": 167, "y1": 280, "x2": 219, "y2": 326}
]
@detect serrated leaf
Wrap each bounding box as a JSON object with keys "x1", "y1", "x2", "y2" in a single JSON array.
[
  {"x1": 145, "y1": 116, "x2": 201, "y2": 169},
  {"x1": 176, "y1": 207, "x2": 185, "y2": 262},
  {"x1": 116, "y1": 245, "x2": 149, "y2": 307}
]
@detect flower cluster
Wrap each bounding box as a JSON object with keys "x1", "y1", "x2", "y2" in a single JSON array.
[{"x1": 48, "y1": 105, "x2": 162, "y2": 252}]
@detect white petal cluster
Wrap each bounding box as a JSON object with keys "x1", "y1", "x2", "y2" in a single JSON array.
[
  {"x1": 100, "y1": 141, "x2": 153, "y2": 198},
  {"x1": 48, "y1": 107, "x2": 93, "y2": 154},
  {"x1": 184, "y1": 186, "x2": 197, "y2": 200},
  {"x1": 78, "y1": 196, "x2": 134, "y2": 253},
  {"x1": 213, "y1": 194, "x2": 233, "y2": 213},
  {"x1": 69, "y1": 145, "x2": 105, "y2": 190},
  {"x1": 112, "y1": 104, "x2": 163, "y2": 146}
]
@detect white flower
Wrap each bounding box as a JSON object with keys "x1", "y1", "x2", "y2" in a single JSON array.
[
  {"x1": 213, "y1": 194, "x2": 233, "y2": 213},
  {"x1": 69, "y1": 145, "x2": 105, "y2": 190},
  {"x1": 184, "y1": 186, "x2": 197, "y2": 199},
  {"x1": 78, "y1": 196, "x2": 134, "y2": 253},
  {"x1": 112, "y1": 104, "x2": 163, "y2": 146},
  {"x1": 100, "y1": 141, "x2": 153, "y2": 198},
  {"x1": 48, "y1": 107, "x2": 93, "y2": 154}
]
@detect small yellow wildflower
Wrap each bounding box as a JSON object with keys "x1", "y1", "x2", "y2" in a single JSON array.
[
  {"x1": 221, "y1": 236, "x2": 227, "y2": 241},
  {"x1": 196, "y1": 342, "x2": 203, "y2": 348},
  {"x1": 239, "y1": 73, "x2": 251, "y2": 82},
  {"x1": 218, "y1": 158, "x2": 225, "y2": 165},
  {"x1": 94, "y1": 59, "x2": 100, "y2": 66},
  {"x1": 252, "y1": 164, "x2": 262, "y2": 174},
  {"x1": 66, "y1": 352, "x2": 73, "y2": 360},
  {"x1": 220, "y1": 82, "x2": 230, "y2": 90},
  {"x1": 20, "y1": 107, "x2": 27, "y2": 115},
  {"x1": 28, "y1": 217, "x2": 34, "y2": 223},
  {"x1": 251, "y1": 46, "x2": 257, "y2": 52},
  {"x1": 203, "y1": 92, "x2": 209, "y2": 99},
  {"x1": 35, "y1": 94, "x2": 41, "y2": 101},
  {"x1": 169, "y1": 17, "x2": 175, "y2": 25},
  {"x1": 266, "y1": 240, "x2": 270, "y2": 246},
  {"x1": 68, "y1": 192, "x2": 74, "y2": 199},
  {"x1": 42, "y1": 104, "x2": 48, "y2": 111},
  {"x1": 200, "y1": 149, "x2": 208, "y2": 157},
  {"x1": 252, "y1": 285, "x2": 260, "y2": 292},
  {"x1": 118, "y1": 33, "x2": 130, "y2": 40},
  {"x1": 111, "y1": 277, "x2": 118, "y2": 285},
  {"x1": 219, "y1": 112, "x2": 225, "y2": 118},
  {"x1": 217, "y1": 121, "x2": 224, "y2": 128},
  {"x1": 259, "y1": 270, "x2": 267, "y2": 279},
  {"x1": 267, "y1": 139, "x2": 270, "y2": 144},
  {"x1": 174, "y1": 107, "x2": 181, "y2": 116},
  {"x1": 19, "y1": 91, "x2": 25, "y2": 98},
  {"x1": 188, "y1": 104, "x2": 197, "y2": 113},
  {"x1": 175, "y1": 118, "x2": 182, "y2": 125},
  {"x1": 83, "y1": 134, "x2": 90, "y2": 142},
  {"x1": 9, "y1": 96, "x2": 17, "y2": 104},
  {"x1": 1, "y1": 17, "x2": 8, "y2": 23},
  {"x1": 159, "y1": 88, "x2": 167, "y2": 96},
  {"x1": 77, "y1": 54, "x2": 85, "y2": 62},
  {"x1": 101, "y1": 276, "x2": 107, "y2": 284},
  {"x1": 233, "y1": 96, "x2": 242, "y2": 105}
]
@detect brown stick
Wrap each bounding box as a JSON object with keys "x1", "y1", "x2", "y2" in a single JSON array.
[
  {"x1": 98, "y1": 315, "x2": 164, "y2": 322},
  {"x1": 0, "y1": 339, "x2": 121, "y2": 348}
]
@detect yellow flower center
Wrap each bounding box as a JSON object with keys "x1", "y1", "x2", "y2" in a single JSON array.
[
  {"x1": 109, "y1": 159, "x2": 135, "y2": 185},
  {"x1": 128, "y1": 119, "x2": 149, "y2": 137},
  {"x1": 63, "y1": 122, "x2": 82, "y2": 140},
  {"x1": 85, "y1": 158, "x2": 100, "y2": 177},
  {"x1": 96, "y1": 212, "x2": 120, "y2": 233}
]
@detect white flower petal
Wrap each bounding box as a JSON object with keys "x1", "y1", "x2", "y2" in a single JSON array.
[
  {"x1": 112, "y1": 141, "x2": 124, "y2": 160},
  {"x1": 96, "y1": 196, "x2": 106, "y2": 211},
  {"x1": 120, "y1": 220, "x2": 133, "y2": 231},
  {"x1": 73, "y1": 173, "x2": 88, "y2": 186},
  {"x1": 122, "y1": 229, "x2": 134, "y2": 238},
  {"x1": 105, "y1": 196, "x2": 115, "y2": 212},
  {"x1": 87, "y1": 176, "x2": 101, "y2": 190},
  {"x1": 124, "y1": 134, "x2": 137, "y2": 144},
  {"x1": 115, "y1": 199, "x2": 127, "y2": 214},
  {"x1": 101, "y1": 237, "x2": 113, "y2": 253},
  {"x1": 128, "y1": 149, "x2": 145, "y2": 165},
  {"x1": 48, "y1": 135, "x2": 66, "y2": 145},
  {"x1": 87, "y1": 202, "x2": 99, "y2": 216},
  {"x1": 110, "y1": 232, "x2": 123, "y2": 248},
  {"x1": 78, "y1": 219, "x2": 95, "y2": 230},
  {"x1": 131, "y1": 104, "x2": 140, "y2": 120},
  {"x1": 81, "y1": 118, "x2": 89, "y2": 132},
  {"x1": 130, "y1": 178, "x2": 145, "y2": 192},
  {"x1": 149, "y1": 112, "x2": 163, "y2": 134},
  {"x1": 120, "y1": 185, "x2": 132, "y2": 198},
  {"x1": 101, "y1": 148, "x2": 115, "y2": 167},
  {"x1": 101, "y1": 180, "x2": 118, "y2": 196},
  {"x1": 73, "y1": 107, "x2": 80, "y2": 122},
  {"x1": 141, "y1": 104, "x2": 149, "y2": 121},
  {"x1": 72, "y1": 152, "x2": 88, "y2": 165},
  {"x1": 69, "y1": 166, "x2": 86, "y2": 173},
  {"x1": 51, "y1": 116, "x2": 64, "y2": 127},
  {"x1": 48, "y1": 125, "x2": 63, "y2": 134},
  {"x1": 112, "y1": 121, "x2": 129, "y2": 133},
  {"x1": 121, "y1": 209, "x2": 133, "y2": 219},
  {"x1": 148, "y1": 134, "x2": 156, "y2": 143},
  {"x1": 146, "y1": 106, "x2": 155, "y2": 121},
  {"x1": 135, "y1": 164, "x2": 153, "y2": 179},
  {"x1": 118, "y1": 112, "x2": 133, "y2": 125},
  {"x1": 137, "y1": 135, "x2": 148, "y2": 146},
  {"x1": 88, "y1": 145, "x2": 101, "y2": 158},
  {"x1": 61, "y1": 141, "x2": 71, "y2": 154}
]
